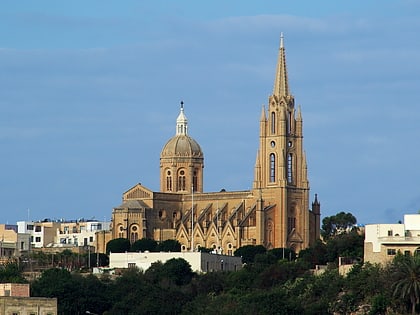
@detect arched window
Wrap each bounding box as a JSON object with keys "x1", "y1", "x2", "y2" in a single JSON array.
[
  {"x1": 118, "y1": 225, "x2": 124, "y2": 238},
  {"x1": 130, "y1": 225, "x2": 139, "y2": 243},
  {"x1": 271, "y1": 112, "x2": 276, "y2": 134},
  {"x1": 270, "y1": 153, "x2": 276, "y2": 182},
  {"x1": 166, "y1": 170, "x2": 172, "y2": 191},
  {"x1": 193, "y1": 169, "x2": 198, "y2": 191},
  {"x1": 288, "y1": 111, "x2": 293, "y2": 134},
  {"x1": 178, "y1": 170, "x2": 186, "y2": 191},
  {"x1": 287, "y1": 153, "x2": 293, "y2": 183}
]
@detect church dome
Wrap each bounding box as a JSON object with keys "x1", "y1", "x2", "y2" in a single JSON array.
[
  {"x1": 160, "y1": 102, "x2": 203, "y2": 158},
  {"x1": 161, "y1": 135, "x2": 203, "y2": 157}
]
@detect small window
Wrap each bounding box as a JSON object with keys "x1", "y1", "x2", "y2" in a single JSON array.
[
  {"x1": 387, "y1": 248, "x2": 396, "y2": 256},
  {"x1": 388, "y1": 230, "x2": 393, "y2": 236},
  {"x1": 35, "y1": 226, "x2": 41, "y2": 232},
  {"x1": 35, "y1": 237, "x2": 41, "y2": 242},
  {"x1": 128, "y1": 263, "x2": 136, "y2": 268},
  {"x1": 89, "y1": 236, "x2": 93, "y2": 242},
  {"x1": 27, "y1": 224, "x2": 34, "y2": 230}
]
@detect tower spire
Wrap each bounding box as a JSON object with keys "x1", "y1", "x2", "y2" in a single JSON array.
[
  {"x1": 176, "y1": 101, "x2": 188, "y2": 135},
  {"x1": 273, "y1": 32, "x2": 290, "y2": 98}
]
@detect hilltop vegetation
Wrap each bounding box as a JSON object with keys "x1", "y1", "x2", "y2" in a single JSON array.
[{"x1": 3, "y1": 212, "x2": 420, "y2": 314}]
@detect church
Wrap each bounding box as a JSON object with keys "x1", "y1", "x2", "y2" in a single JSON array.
[{"x1": 109, "y1": 35, "x2": 321, "y2": 254}]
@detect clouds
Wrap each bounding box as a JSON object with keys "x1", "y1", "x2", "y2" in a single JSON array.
[{"x1": 0, "y1": 2, "x2": 419, "y2": 225}]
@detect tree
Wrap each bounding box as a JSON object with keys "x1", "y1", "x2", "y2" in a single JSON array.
[
  {"x1": 321, "y1": 211, "x2": 357, "y2": 240},
  {"x1": 31, "y1": 268, "x2": 81, "y2": 314},
  {"x1": 0, "y1": 262, "x2": 26, "y2": 283},
  {"x1": 298, "y1": 240, "x2": 328, "y2": 267},
  {"x1": 234, "y1": 245, "x2": 266, "y2": 264},
  {"x1": 392, "y1": 254, "x2": 420, "y2": 315},
  {"x1": 145, "y1": 258, "x2": 194, "y2": 286},
  {"x1": 156, "y1": 239, "x2": 181, "y2": 252},
  {"x1": 131, "y1": 238, "x2": 158, "y2": 252},
  {"x1": 106, "y1": 238, "x2": 131, "y2": 254}
]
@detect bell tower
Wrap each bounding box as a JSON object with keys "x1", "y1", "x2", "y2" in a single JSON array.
[{"x1": 253, "y1": 33, "x2": 311, "y2": 250}]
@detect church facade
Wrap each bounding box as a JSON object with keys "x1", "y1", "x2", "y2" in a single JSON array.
[{"x1": 110, "y1": 35, "x2": 320, "y2": 254}]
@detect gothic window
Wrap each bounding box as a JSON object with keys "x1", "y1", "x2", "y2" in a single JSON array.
[
  {"x1": 178, "y1": 170, "x2": 186, "y2": 191},
  {"x1": 287, "y1": 153, "x2": 293, "y2": 183},
  {"x1": 270, "y1": 153, "x2": 276, "y2": 182},
  {"x1": 166, "y1": 170, "x2": 172, "y2": 191},
  {"x1": 271, "y1": 112, "x2": 276, "y2": 134},
  {"x1": 287, "y1": 111, "x2": 292, "y2": 134},
  {"x1": 193, "y1": 169, "x2": 198, "y2": 191}
]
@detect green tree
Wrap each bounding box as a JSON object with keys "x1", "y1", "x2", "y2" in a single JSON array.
[
  {"x1": 321, "y1": 211, "x2": 357, "y2": 240},
  {"x1": 392, "y1": 254, "x2": 420, "y2": 315},
  {"x1": 106, "y1": 237, "x2": 131, "y2": 254},
  {"x1": 145, "y1": 258, "x2": 194, "y2": 286},
  {"x1": 234, "y1": 245, "x2": 266, "y2": 264},
  {"x1": 31, "y1": 268, "x2": 81, "y2": 314},
  {"x1": 131, "y1": 238, "x2": 158, "y2": 252},
  {"x1": 298, "y1": 239, "x2": 328, "y2": 267},
  {"x1": 156, "y1": 239, "x2": 181, "y2": 252},
  {"x1": 325, "y1": 232, "x2": 364, "y2": 263},
  {"x1": 0, "y1": 262, "x2": 26, "y2": 283}
]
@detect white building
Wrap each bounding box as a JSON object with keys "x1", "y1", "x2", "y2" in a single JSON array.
[
  {"x1": 110, "y1": 251, "x2": 242, "y2": 273},
  {"x1": 17, "y1": 219, "x2": 110, "y2": 250},
  {"x1": 364, "y1": 214, "x2": 420, "y2": 264}
]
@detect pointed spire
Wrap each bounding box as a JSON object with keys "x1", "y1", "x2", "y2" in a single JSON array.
[
  {"x1": 297, "y1": 105, "x2": 302, "y2": 121},
  {"x1": 273, "y1": 32, "x2": 290, "y2": 98},
  {"x1": 260, "y1": 105, "x2": 266, "y2": 121},
  {"x1": 176, "y1": 101, "x2": 188, "y2": 135}
]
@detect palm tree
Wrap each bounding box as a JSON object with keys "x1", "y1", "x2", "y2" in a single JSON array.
[{"x1": 393, "y1": 254, "x2": 420, "y2": 314}]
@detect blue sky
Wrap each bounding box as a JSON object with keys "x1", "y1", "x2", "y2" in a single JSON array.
[{"x1": 0, "y1": 1, "x2": 419, "y2": 225}]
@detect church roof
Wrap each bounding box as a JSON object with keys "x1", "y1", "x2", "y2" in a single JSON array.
[{"x1": 115, "y1": 199, "x2": 149, "y2": 209}]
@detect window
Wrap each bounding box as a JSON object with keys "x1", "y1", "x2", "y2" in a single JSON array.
[
  {"x1": 166, "y1": 170, "x2": 172, "y2": 191},
  {"x1": 387, "y1": 248, "x2": 396, "y2": 256},
  {"x1": 178, "y1": 170, "x2": 186, "y2": 191},
  {"x1": 130, "y1": 232, "x2": 138, "y2": 243},
  {"x1": 89, "y1": 236, "x2": 93, "y2": 242},
  {"x1": 287, "y1": 153, "x2": 293, "y2": 183},
  {"x1": 35, "y1": 237, "x2": 41, "y2": 242},
  {"x1": 27, "y1": 224, "x2": 34, "y2": 230},
  {"x1": 193, "y1": 169, "x2": 198, "y2": 191},
  {"x1": 35, "y1": 225, "x2": 41, "y2": 232},
  {"x1": 269, "y1": 153, "x2": 276, "y2": 182},
  {"x1": 388, "y1": 230, "x2": 393, "y2": 236},
  {"x1": 271, "y1": 112, "x2": 276, "y2": 134},
  {"x1": 128, "y1": 262, "x2": 136, "y2": 268},
  {"x1": 20, "y1": 241, "x2": 24, "y2": 250},
  {"x1": 30, "y1": 236, "x2": 34, "y2": 242}
]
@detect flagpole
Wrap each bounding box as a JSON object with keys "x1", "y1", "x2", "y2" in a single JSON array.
[{"x1": 191, "y1": 185, "x2": 194, "y2": 252}]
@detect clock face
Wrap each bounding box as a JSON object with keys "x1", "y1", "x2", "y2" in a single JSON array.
[{"x1": 270, "y1": 141, "x2": 275, "y2": 148}]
